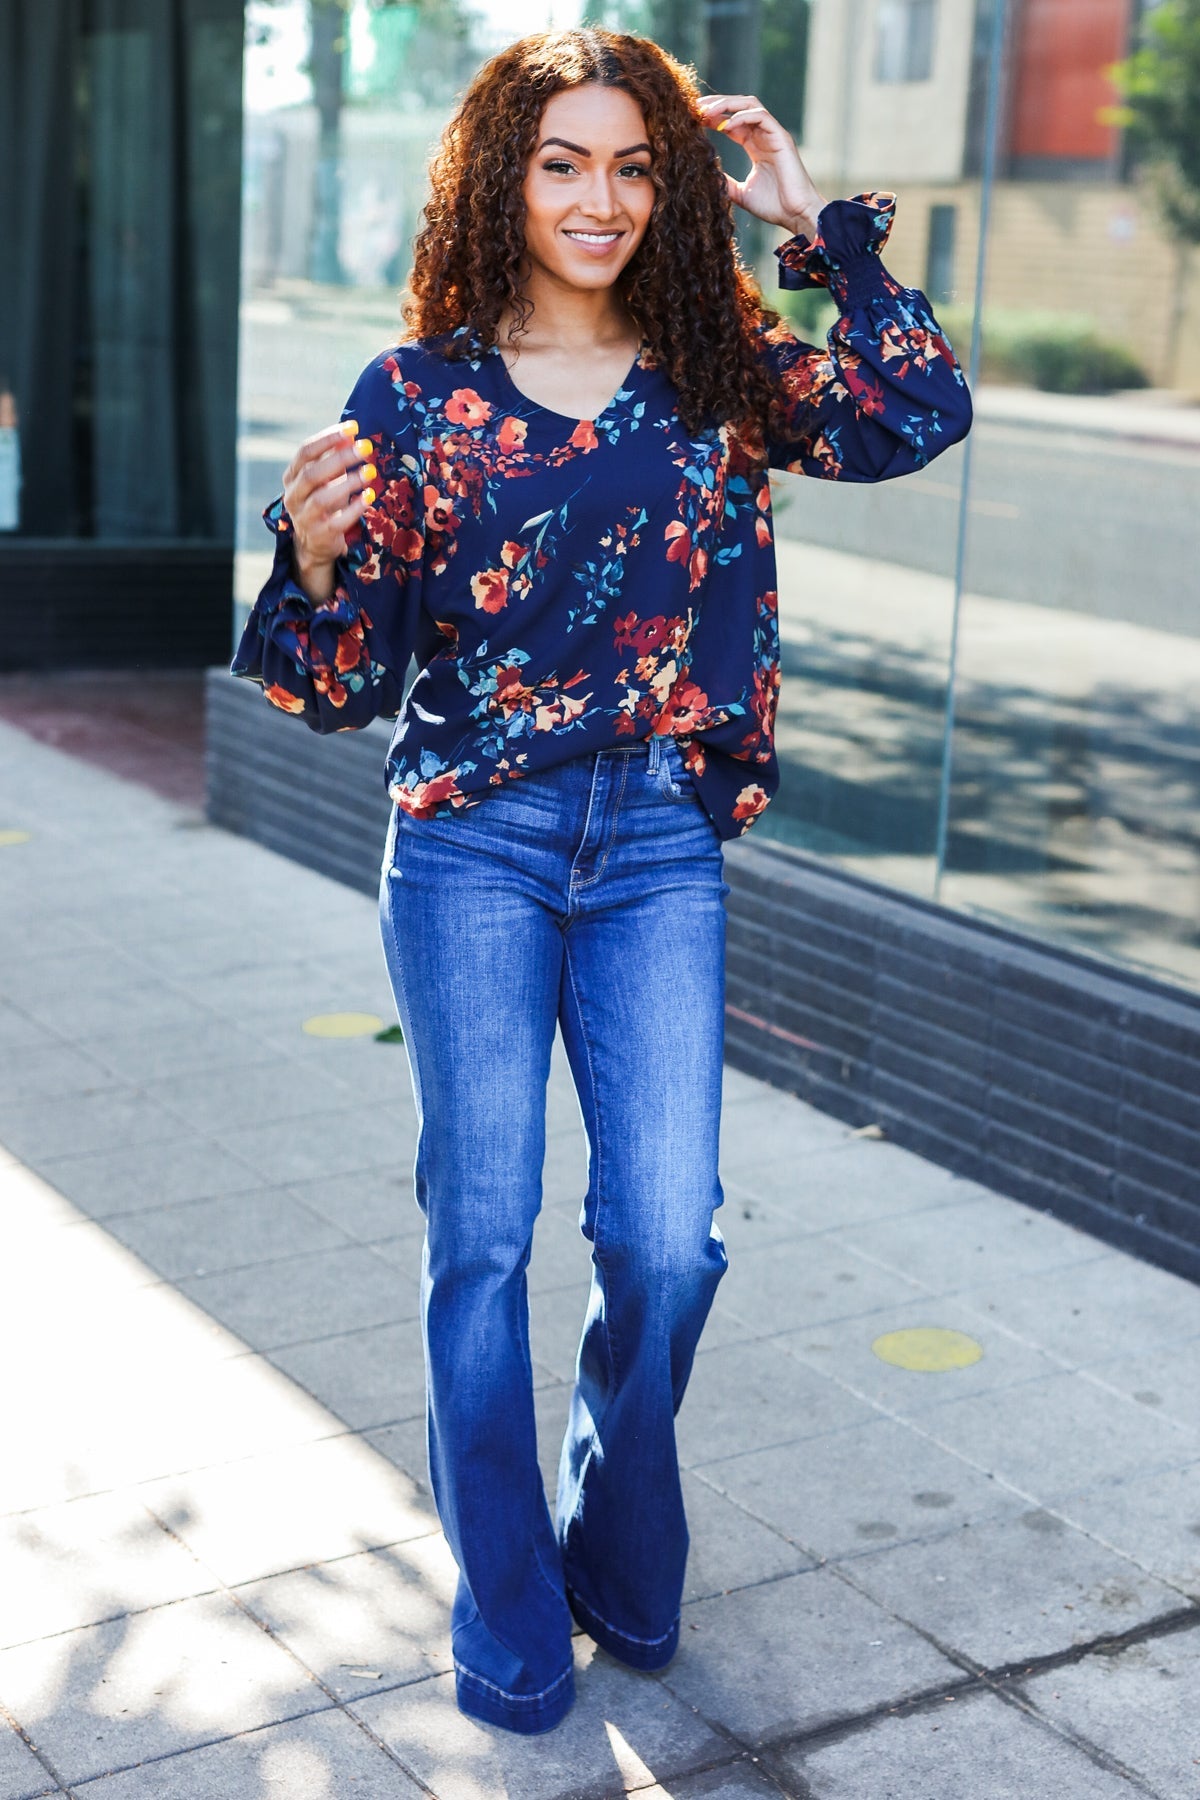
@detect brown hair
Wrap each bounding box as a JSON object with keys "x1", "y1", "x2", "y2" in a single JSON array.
[{"x1": 403, "y1": 27, "x2": 779, "y2": 437}]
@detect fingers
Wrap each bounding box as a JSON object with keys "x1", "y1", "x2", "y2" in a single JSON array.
[{"x1": 281, "y1": 416, "x2": 380, "y2": 566}]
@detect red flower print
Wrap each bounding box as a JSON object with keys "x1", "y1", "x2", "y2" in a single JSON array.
[
  {"x1": 470, "y1": 567, "x2": 510, "y2": 613},
  {"x1": 570, "y1": 420, "x2": 598, "y2": 452},
  {"x1": 688, "y1": 546, "x2": 708, "y2": 590},
  {"x1": 665, "y1": 520, "x2": 691, "y2": 566},
  {"x1": 732, "y1": 783, "x2": 769, "y2": 823},
  {"x1": 496, "y1": 415, "x2": 528, "y2": 454},
  {"x1": 500, "y1": 540, "x2": 524, "y2": 569},
  {"x1": 424, "y1": 486, "x2": 458, "y2": 532},
  {"x1": 264, "y1": 683, "x2": 305, "y2": 715},
  {"x1": 445, "y1": 388, "x2": 492, "y2": 426},
  {"x1": 615, "y1": 613, "x2": 674, "y2": 655},
  {"x1": 657, "y1": 680, "x2": 709, "y2": 733}
]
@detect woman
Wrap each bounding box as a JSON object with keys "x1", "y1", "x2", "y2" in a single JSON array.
[{"x1": 234, "y1": 28, "x2": 971, "y2": 1735}]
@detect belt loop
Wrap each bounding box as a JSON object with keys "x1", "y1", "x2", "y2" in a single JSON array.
[{"x1": 647, "y1": 733, "x2": 662, "y2": 774}]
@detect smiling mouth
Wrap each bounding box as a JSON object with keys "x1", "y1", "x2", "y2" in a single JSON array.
[{"x1": 562, "y1": 229, "x2": 623, "y2": 248}]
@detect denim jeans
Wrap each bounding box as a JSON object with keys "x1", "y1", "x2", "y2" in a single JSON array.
[{"x1": 378, "y1": 734, "x2": 729, "y2": 1733}]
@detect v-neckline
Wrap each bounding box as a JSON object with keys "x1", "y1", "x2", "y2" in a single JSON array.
[{"x1": 490, "y1": 340, "x2": 645, "y2": 429}]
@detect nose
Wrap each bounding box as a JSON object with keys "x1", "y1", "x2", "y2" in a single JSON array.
[{"x1": 577, "y1": 170, "x2": 622, "y2": 220}]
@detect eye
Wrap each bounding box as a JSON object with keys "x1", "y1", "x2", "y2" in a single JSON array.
[
  {"x1": 619, "y1": 163, "x2": 651, "y2": 180},
  {"x1": 542, "y1": 158, "x2": 577, "y2": 175}
]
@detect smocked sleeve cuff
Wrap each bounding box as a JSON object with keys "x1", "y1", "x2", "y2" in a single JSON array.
[{"x1": 776, "y1": 191, "x2": 897, "y2": 308}]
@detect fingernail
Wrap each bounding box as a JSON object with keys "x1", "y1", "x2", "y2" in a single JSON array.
[
  {"x1": 354, "y1": 437, "x2": 373, "y2": 457},
  {"x1": 360, "y1": 462, "x2": 378, "y2": 483},
  {"x1": 340, "y1": 420, "x2": 359, "y2": 437},
  {"x1": 361, "y1": 486, "x2": 376, "y2": 507},
  {"x1": 716, "y1": 120, "x2": 728, "y2": 132}
]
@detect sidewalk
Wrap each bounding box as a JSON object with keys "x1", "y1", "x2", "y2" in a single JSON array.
[
  {"x1": 1, "y1": 715, "x2": 1198, "y2": 1800},
  {"x1": 973, "y1": 383, "x2": 1200, "y2": 449}
]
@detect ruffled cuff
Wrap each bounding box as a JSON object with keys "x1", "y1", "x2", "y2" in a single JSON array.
[
  {"x1": 231, "y1": 495, "x2": 383, "y2": 730},
  {"x1": 776, "y1": 191, "x2": 897, "y2": 308}
]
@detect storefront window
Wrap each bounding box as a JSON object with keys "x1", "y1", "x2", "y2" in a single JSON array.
[{"x1": 234, "y1": 0, "x2": 1200, "y2": 993}]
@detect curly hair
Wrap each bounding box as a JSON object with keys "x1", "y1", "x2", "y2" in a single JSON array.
[{"x1": 403, "y1": 28, "x2": 781, "y2": 438}]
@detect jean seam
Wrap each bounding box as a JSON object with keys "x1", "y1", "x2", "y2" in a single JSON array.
[
  {"x1": 562, "y1": 935, "x2": 620, "y2": 1395},
  {"x1": 453, "y1": 1660, "x2": 574, "y2": 1704},
  {"x1": 567, "y1": 1586, "x2": 680, "y2": 1648},
  {"x1": 570, "y1": 752, "x2": 630, "y2": 892}
]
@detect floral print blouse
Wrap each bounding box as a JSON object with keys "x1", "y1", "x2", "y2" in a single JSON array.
[{"x1": 232, "y1": 193, "x2": 972, "y2": 839}]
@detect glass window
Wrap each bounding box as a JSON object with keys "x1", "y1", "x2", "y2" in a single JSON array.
[
  {"x1": 874, "y1": 0, "x2": 937, "y2": 84},
  {"x1": 232, "y1": 0, "x2": 1200, "y2": 994}
]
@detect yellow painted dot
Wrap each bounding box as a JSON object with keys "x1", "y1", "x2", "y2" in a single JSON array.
[
  {"x1": 871, "y1": 1327, "x2": 984, "y2": 1372},
  {"x1": 302, "y1": 1012, "x2": 386, "y2": 1039},
  {"x1": 0, "y1": 829, "x2": 31, "y2": 847}
]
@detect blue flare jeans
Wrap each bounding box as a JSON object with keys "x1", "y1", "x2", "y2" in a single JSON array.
[{"x1": 378, "y1": 734, "x2": 729, "y2": 1733}]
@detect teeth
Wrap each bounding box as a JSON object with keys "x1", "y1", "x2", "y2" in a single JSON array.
[{"x1": 566, "y1": 231, "x2": 619, "y2": 242}]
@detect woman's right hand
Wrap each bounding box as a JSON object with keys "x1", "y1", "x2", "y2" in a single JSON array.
[{"x1": 282, "y1": 421, "x2": 378, "y2": 603}]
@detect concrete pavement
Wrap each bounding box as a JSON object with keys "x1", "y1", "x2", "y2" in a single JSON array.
[{"x1": 1, "y1": 715, "x2": 1199, "y2": 1799}]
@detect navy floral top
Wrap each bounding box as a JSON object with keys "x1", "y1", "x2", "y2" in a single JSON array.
[{"x1": 232, "y1": 193, "x2": 972, "y2": 839}]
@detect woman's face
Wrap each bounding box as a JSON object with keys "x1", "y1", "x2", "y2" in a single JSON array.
[{"x1": 521, "y1": 83, "x2": 657, "y2": 294}]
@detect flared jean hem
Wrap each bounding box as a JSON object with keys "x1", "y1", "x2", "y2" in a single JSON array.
[
  {"x1": 453, "y1": 1659, "x2": 576, "y2": 1734},
  {"x1": 566, "y1": 1585, "x2": 680, "y2": 1672}
]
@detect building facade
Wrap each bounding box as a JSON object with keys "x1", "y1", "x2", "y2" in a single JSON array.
[{"x1": 5, "y1": 0, "x2": 1199, "y2": 1272}]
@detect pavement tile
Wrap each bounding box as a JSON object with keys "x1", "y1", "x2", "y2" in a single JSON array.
[
  {"x1": 0, "y1": 1721, "x2": 59, "y2": 1800},
  {"x1": 719, "y1": 1092, "x2": 852, "y2": 1162},
  {"x1": 282, "y1": 1169, "x2": 422, "y2": 1244},
  {"x1": 777, "y1": 1687, "x2": 1146, "y2": 1799},
  {"x1": 237, "y1": 1535, "x2": 458, "y2": 1701},
  {"x1": 694, "y1": 1416, "x2": 1023, "y2": 1560},
  {"x1": 0, "y1": 1039, "x2": 122, "y2": 1102},
  {"x1": 177, "y1": 1243, "x2": 420, "y2": 1351},
  {"x1": 0, "y1": 1001, "x2": 61, "y2": 1052},
  {"x1": 0, "y1": 1089, "x2": 184, "y2": 1164},
  {"x1": 269, "y1": 1318, "x2": 431, "y2": 1434},
  {"x1": 664, "y1": 1565, "x2": 958, "y2": 1744},
  {"x1": 540, "y1": 1130, "x2": 591, "y2": 1204},
  {"x1": 1055, "y1": 1462, "x2": 1200, "y2": 1599},
  {"x1": 634, "y1": 1764, "x2": 785, "y2": 1800},
  {"x1": 527, "y1": 1206, "x2": 594, "y2": 1296},
  {"x1": 12, "y1": 982, "x2": 216, "y2": 1041},
  {"x1": 954, "y1": 1254, "x2": 1200, "y2": 1364},
  {"x1": 213, "y1": 1115, "x2": 411, "y2": 1187},
  {"x1": 351, "y1": 1639, "x2": 727, "y2": 1800},
  {"x1": 1077, "y1": 1341, "x2": 1200, "y2": 1438},
  {"x1": 103, "y1": 1190, "x2": 352, "y2": 1281},
  {"x1": 0, "y1": 1591, "x2": 326, "y2": 1788},
  {"x1": 1024, "y1": 1621, "x2": 1200, "y2": 1799},
  {"x1": 916, "y1": 1371, "x2": 1197, "y2": 1501},
  {"x1": 139, "y1": 1061, "x2": 331, "y2": 1136},
  {"x1": 723, "y1": 1139, "x2": 966, "y2": 1228},
  {"x1": 830, "y1": 1195, "x2": 1112, "y2": 1295},
  {"x1": 69, "y1": 1706, "x2": 426, "y2": 1797},
  {"x1": 677, "y1": 1336, "x2": 882, "y2": 1468},
  {"x1": 715, "y1": 1236, "x2": 926, "y2": 1341},
  {"x1": 681, "y1": 1472, "x2": 813, "y2": 1603},
  {"x1": 0, "y1": 1491, "x2": 218, "y2": 1652},
  {"x1": 28, "y1": 1135, "x2": 263, "y2": 1218},
  {"x1": 137, "y1": 1433, "x2": 437, "y2": 1586},
  {"x1": 845, "y1": 1508, "x2": 1182, "y2": 1668},
  {"x1": 774, "y1": 1293, "x2": 1067, "y2": 1416}
]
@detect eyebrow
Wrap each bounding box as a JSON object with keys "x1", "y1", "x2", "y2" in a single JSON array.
[{"x1": 538, "y1": 137, "x2": 653, "y2": 158}]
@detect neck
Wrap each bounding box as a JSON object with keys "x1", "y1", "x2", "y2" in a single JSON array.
[{"x1": 502, "y1": 264, "x2": 637, "y2": 352}]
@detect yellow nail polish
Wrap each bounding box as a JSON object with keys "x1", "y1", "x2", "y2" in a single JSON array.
[
  {"x1": 354, "y1": 438, "x2": 373, "y2": 458},
  {"x1": 716, "y1": 120, "x2": 729, "y2": 132},
  {"x1": 361, "y1": 486, "x2": 376, "y2": 507},
  {"x1": 340, "y1": 419, "x2": 359, "y2": 437},
  {"x1": 360, "y1": 463, "x2": 378, "y2": 483}
]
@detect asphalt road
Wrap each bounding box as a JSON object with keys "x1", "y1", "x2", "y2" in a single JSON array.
[{"x1": 773, "y1": 422, "x2": 1200, "y2": 638}]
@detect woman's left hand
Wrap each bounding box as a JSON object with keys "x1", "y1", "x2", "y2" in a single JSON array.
[{"x1": 697, "y1": 93, "x2": 827, "y2": 240}]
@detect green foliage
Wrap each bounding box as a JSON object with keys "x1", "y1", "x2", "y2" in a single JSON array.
[
  {"x1": 937, "y1": 305, "x2": 1149, "y2": 394},
  {"x1": 775, "y1": 285, "x2": 839, "y2": 341},
  {"x1": 1107, "y1": 0, "x2": 1200, "y2": 245}
]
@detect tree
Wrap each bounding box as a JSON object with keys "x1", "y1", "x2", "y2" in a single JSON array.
[{"x1": 1106, "y1": 0, "x2": 1200, "y2": 380}]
